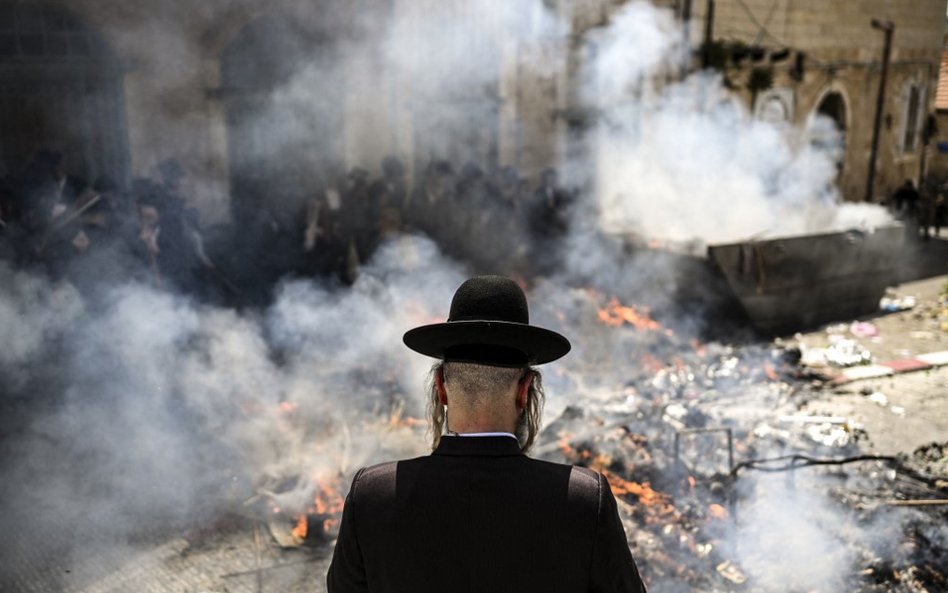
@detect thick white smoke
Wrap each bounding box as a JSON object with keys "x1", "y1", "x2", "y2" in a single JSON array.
[
  {"x1": 0, "y1": 236, "x2": 465, "y2": 584},
  {"x1": 735, "y1": 472, "x2": 855, "y2": 592},
  {"x1": 584, "y1": 1, "x2": 893, "y2": 244},
  {"x1": 0, "y1": 3, "x2": 918, "y2": 593}
]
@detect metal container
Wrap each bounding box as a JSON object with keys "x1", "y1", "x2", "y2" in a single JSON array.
[{"x1": 707, "y1": 225, "x2": 907, "y2": 334}]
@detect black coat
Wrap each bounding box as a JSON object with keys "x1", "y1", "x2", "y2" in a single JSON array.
[{"x1": 326, "y1": 435, "x2": 646, "y2": 593}]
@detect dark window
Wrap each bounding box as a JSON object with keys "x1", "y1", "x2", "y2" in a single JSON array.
[
  {"x1": 0, "y1": 3, "x2": 129, "y2": 183},
  {"x1": 0, "y1": 3, "x2": 108, "y2": 58},
  {"x1": 903, "y1": 85, "x2": 922, "y2": 152}
]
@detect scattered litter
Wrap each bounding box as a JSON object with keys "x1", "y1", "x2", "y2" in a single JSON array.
[
  {"x1": 716, "y1": 560, "x2": 747, "y2": 584},
  {"x1": 267, "y1": 517, "x2": 303, "y2": 548},
  {"x1": 801, "y1": 340, "x2": 872, "y2": 367},
  {"x1": 850, "y1": 321, "x2": 879, "y2": 338},
  {"x1": 890, "y1": 405, "x2": 906, "y2": 417},
  {"x1": 825, "y1": 323, "x2": 850, "y2": 335},
  {"x1": 778, "y1": 415, "x2": 862, "y2": 448},
  {"x1": 805, "y1": 424, "x2": 856, "y2": 447},
  {"x1": 867, "y1": 392, "x2": 889, "y2": 406},
  {"x1": 694, "y1": 542, "x2": 713, "y2": 558},
  {"x1": 662, "y1": 402, "x2": 688, "y2": 423},
  {"x1": 779, "y1": 415, "x2": 852, "y2": 424},
  {"x1": 827, "y1": 340, "x2": 872, "y2": 366},
  {"x1": 879, "y1": 295, "x2": 916, "y2": 312},
  {"x1": 751, "y1": 423, "x2": 785, "y2": 440}
]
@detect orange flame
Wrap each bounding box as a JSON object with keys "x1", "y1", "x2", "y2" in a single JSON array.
[
  {"x1": 312, "y1": 480, "x2": 346, "y2": 515},
  {"x1": 559, "y1": 439, "x2": 678, "y2": 523},
  {"x1": 291, "y1": 514, "x2": 308, "y2": 539},
  {"x1": 640, "y1": 353, "x2": 665, "y2": 374},
  {"x1": 290, "y1": 477, "x2": 347, "y2": 542},
  {"x1": 603, "y1": 471, "x2": 668, "y2": 507},
  {"x1": 388, "y1": 412, "x2": 426, "y2": 429},
  {"x1": 597, "y1": 298, "x2": 662, "y2": 331},
  {"x1": 708, "y1": 503, "x2": 729, "y2": 520}
]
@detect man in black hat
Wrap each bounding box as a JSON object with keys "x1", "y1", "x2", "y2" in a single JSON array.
[{"x1": 327, "y1": 275, "x2": 646, "y2": 593}]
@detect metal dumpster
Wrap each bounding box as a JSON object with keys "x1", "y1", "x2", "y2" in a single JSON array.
[{"x1": 706, "y1": 225, "x2": 907, "y2": 334}]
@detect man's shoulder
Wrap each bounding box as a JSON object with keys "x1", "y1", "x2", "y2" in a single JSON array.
[
  {"x1": 522, "y1": 455, "x2": 596, "y2": 477},
  {"x1": 517, "y1": 457, "x2": 605, "y2": 505},
  {"x1": 352, "y1": 456, "x2": 604, "y2": 503},
  {"x1": 351, "y1": 460, "x2": 399, "y2": 494}
]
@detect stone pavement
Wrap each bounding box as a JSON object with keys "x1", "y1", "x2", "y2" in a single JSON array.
[
  {"x1": 788, "y1": 274, "x2": 948, "y2": 456},
  {"x1": 791, "y1": 274, "x2": 948, "y2": 381},
  {"x1": 830, "y1": 349, "x2": 948, "y2": 384},
  {"x1": 797, "y1": 364, "x2": 948, "y2": 456}
]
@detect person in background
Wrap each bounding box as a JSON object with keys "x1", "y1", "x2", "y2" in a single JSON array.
[{"x1": 892, "y1": 179, "x2": 920, "y2": 220}]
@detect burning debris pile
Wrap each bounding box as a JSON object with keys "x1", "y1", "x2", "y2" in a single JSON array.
[
  {"x1": 0, "y1": 256, "x2": 945, "y2": 593},
  {"x1": 235, "y1": 288, "x2": 946, "y2": 593},
  {"x1": 0, "y1": 0, "x2": 941, "y2": 590},
  {"x1": 524, "y1": 295, "x2": 948, "y2": 593}
]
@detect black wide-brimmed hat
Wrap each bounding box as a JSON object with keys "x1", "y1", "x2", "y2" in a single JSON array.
[{"x1": 403, "y1": 275, "x2": 571, "y2": 366}]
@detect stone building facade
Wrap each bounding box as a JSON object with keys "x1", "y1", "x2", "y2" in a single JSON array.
[
  {"x1": 685, "y1": 0, "x2": 946, "y2": 202},
  {"x1": 0, "y1": 0, "x2": 571, "y2": 221},
  {"x1": 1, "y1": 0, "x2": 944, "y2": 221},
  {"x1": 927, "y1": 44, "x2": 948, "y2": 180}
]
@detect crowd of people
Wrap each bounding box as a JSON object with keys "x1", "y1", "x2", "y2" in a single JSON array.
[{"x1": 0, "y1": 150, "x2": 576, "y2": 306}]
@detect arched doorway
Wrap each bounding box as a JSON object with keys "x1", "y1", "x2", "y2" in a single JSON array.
[
  {"x1": 817, "y1": 91, "x2": 847, "y2": 132},
  {"x1": 0, "y1": 3, "x2": 129, "y2": 182},
  {"x1": 221, "y1": 14, "x2": 343, "y2": 224},
  {"x1": 813, "y1": 91, "x2": 848, "y2": 177}
]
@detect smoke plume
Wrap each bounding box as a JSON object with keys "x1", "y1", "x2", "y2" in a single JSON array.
[
  {"x1": 581, "y1": 1, "x2": 892, "y2": 244},
  {"x1": 0, "y1": 2, "x2": 914, "y2": 593}
]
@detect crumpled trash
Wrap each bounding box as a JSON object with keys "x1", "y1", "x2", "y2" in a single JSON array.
[
  {"x1": 850, "y1": 321, "x2": 879, "y2": 338},
  {"x1": 880, "y1": 295, "x2": 917, "y2": 312},
  {"x1": 806, "y1": 424, "x2": 855, "y2": 447},
  {"x1": 825, "y1": 339, "x2": 872, "y2": 366},
  {"x1": 825, "y1": 323, "x2": 850, "y2": 335},
  {"x1": 779, "y1": 415, "x2": 862, "y2": 447},
  {"x1": 800, "y1": 339, "x2": 871, "y2": 367},
  {"x1": 716, "y1": 560, "x2": 747, "y2": 584}
]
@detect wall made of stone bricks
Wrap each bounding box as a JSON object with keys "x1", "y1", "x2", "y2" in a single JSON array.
[
  {"x1": 707, "y1": 0, "x2": 944, "y2": 57},
  {"x1": 699, "y1": 0, "x2": 944, "y2": 202}
]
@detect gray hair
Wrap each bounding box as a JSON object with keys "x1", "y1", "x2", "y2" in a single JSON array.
[{"x1": 426, "y1": 361, "x2": 545, "y2": 453}]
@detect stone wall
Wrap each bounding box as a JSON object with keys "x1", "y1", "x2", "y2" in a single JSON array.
[{"x1": 694, "y1": 0, "x2": 946, "y2": 202}]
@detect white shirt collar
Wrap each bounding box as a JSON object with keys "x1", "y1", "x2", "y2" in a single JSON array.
[{"x1": 448, "y1": 431, "x2": 518, "y2": 440}]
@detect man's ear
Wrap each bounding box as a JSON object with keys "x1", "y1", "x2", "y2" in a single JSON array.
[
  {"x1": 435, "y1": 367, "x2": 447, "y2": 406},
  {"x1": 517, "y1": 372, "x2": 533, "y2": 411}
]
